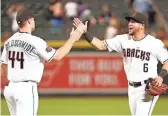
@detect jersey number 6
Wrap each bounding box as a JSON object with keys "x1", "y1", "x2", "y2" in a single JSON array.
[
  {"x1": 8, "y1": 51, "x2": 24, "y2": 69},
  {"x1": 143, "y1": 63, "x2": 148, "y2": 72}
]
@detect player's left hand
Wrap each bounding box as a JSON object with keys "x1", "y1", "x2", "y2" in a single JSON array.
[
  {"x1": 70, "y1": 27, "x2": 76, "y2": 37},
  {"x1": 153, "y1": 76, "x2": 163, "y2": 87},
  {"x1": 69, "y1": 27, "x2": 82, "y2": 41}
]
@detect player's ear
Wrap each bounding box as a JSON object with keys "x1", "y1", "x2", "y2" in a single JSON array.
[
  {"x1": 27, "y1": 18, "x2": 32, "y2": 24},
  {"x1": 27, "y1": 19, "x2": 31, "y2": 24},
  {"x1": 140, "y1": 24, "x2": 144, "y2": 30},
  {"x1": 142, "y1": 24, "x2": 146, "y2": 30}
]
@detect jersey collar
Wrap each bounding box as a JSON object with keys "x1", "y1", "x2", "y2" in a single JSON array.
[
  {"x1": 132, "y1": 34, "x2": 148, "y2": 41},
  {"x1": 18, "y1": 31, "x2": 31, "y2": 34}
]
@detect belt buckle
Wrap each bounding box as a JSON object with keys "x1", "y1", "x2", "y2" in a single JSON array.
[
  {"x1": 129, "y1": 81, "x2": 135, "y2": 87},
  {"x1": 132, "y1": 82, "x2": 139, "y2": 87},
  {"x1": 132, "y1": 82, "x2": 138, "y2": 87},
  {"x1": 132, "y1": 83, "x2": 136, "y2": 87}
]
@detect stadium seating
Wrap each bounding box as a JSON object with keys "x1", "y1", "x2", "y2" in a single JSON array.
[{"x1": 1, "y1": 0, "x2": 167, "y2": 40}]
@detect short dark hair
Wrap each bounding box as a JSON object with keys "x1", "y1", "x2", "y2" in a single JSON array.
[{"x1": 16, "y1": 9, "x2": 34, "y2": 26}]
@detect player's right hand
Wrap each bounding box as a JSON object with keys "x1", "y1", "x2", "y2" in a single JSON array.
[
  {"x1": 153, "y1": 76, "x2": 163, "y2": 87},
  {"x1": 73, "y1": 18, "x2": 88, "y2": 34}
]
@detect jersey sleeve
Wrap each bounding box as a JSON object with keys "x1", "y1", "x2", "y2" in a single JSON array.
[
  {"x1": 34, "y1": 37, "x2": 57, "y2": 62},
  {"x1": 0, "y1": 43, "x2": 8, "y2": 64},
  {"x1": 105, "y1": 35, "x2": 123, "y2": 53},
  {"x1": 156, "y1": 40, "x2": 168, "y2": 63}
]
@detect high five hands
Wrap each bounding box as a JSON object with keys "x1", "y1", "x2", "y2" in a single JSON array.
[
  {"x1": 69, "y1": 18, "x2": 88, "y2": 42},
  {"x1": 73, "y1": 18, "x2": 88, "y2": 34}
]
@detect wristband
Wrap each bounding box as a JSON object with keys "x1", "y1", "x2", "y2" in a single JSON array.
[
  {"x1": 159, "y1": 69, "x2": 168, "y2": 79},
  {"x1": 83, "y1": 32, "x2": 94, "y2": 43}
]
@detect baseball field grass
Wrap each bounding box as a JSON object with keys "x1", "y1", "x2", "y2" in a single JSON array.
[{"x1": 1, "y1": 96, "x2": 168, "y2": 115}]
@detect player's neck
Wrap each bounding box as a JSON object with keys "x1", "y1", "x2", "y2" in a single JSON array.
[
  {"x1": 133, "y1": 32, "x2": 146, "y2": 41},
  {"x1": 19, "y1": 27, "x2": 32, "y2": 34}
]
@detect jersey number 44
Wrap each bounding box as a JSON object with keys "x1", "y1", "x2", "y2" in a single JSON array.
[{"x1": 8, "y1": 51, "x2": 24, "y2": 69}]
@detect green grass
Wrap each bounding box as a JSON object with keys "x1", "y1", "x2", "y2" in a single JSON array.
[{"x1": 1, "y1": 96, "x2": 168, "y2": 115}]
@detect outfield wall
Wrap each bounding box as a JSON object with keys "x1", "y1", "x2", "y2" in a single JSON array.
[{"x1": 1, "y1": 52, "x2": 168, "y2": 95}]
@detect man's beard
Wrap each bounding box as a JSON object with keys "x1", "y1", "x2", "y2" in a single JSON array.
[
  {"x1": 129, "y1": 33, "x2": 134, "y2": 35},
  {"x1": 129, "y1": 31, "x2": 134, "y2": 35},
  {"x1": 32, "y1": 27, "x2": 35, "y2": 32}
]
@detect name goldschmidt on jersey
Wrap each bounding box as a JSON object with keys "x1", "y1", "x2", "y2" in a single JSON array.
[{"x1": 5, "y1": 39, "x2": 35, "y2": 54}]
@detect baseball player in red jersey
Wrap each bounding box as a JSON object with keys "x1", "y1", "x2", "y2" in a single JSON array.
[
  {"x1": 73, "y1": 13, "x2": 168, "y2": 116},
  {"x1": 0, "y1": 9, "x2": 85, "y2": 116}
]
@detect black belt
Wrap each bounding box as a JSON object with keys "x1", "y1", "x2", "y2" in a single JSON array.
[
  {"x1": 23, "y1": 80, "x2": 38, "y2": 84},
  {"x1": 23, "y1": 80, "x2": 36, "y2": 82},
  {"x1": 129, "y1": 80, "x2": 148, "y2": 87},
  {"x1": 7, "y1": 80, "x2": 38, "y2": 86}
]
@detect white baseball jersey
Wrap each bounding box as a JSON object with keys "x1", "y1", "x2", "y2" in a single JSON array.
[
  {"x1": 105, "y1": 34, "x2": 168, "y2": 82},
  {"x1": 0, "y1": 32, "x2": 56, "y2": 83}
]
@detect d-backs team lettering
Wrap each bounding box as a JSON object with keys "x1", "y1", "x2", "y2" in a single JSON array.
[{"x1": 123, "y1": 48, "x2": 150, "y2": 61}]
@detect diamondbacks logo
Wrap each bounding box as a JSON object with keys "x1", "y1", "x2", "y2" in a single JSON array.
[
  {"x1": 123, "y1": 48, "x2": 151, "y2": 61},
  {"x1": 46, "y1": 46, "x2": 52, "y2": 52}
]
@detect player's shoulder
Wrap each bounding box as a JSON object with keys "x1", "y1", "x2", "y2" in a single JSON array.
[
  {"x1": 116, "y1": 34, "x2": 128, "y2": 38},
  {"x1": 30, "y1": 35, "x2": 42, "y2": 40},
  {"x1": 146, "y1": 34, "x2": 157, "y2": 40},
  {"x1": 113, "y1": 34, "x2": 131, "y2": 41},
  {"x1": 29, "y1": 34, "x2": 46, "y2": 46},
  {"x1": 112, "y1": 34, "x2": 127, "y2": 39},
  {"x1": 147, "y1": 34, "x2": 163, "y2": 44},
  {"x1": 4, "y1": 32, "x2": 18, "y2": 45},
  {"x1": 28, "y1": 34, "x2": 44, "y2": 42},
  {"x1": 146, "y1": 34, "x2": 165, "y2": 48}
]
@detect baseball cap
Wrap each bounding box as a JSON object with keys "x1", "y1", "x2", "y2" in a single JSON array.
[
  {"x1": 125, "y1": 13, "x2": 148, "y2": 26},
  {"x1": 16, "y1": 9, "x2": 34, "y2": 26}
]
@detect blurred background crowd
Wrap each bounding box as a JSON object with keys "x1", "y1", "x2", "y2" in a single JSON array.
[{"x1": 1, "y1": 0, "x2": 168, "y2": 42}]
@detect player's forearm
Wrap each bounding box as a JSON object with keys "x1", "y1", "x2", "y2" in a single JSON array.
[
  {"x1": 91, "y1": 37, "x2": 107, "y2": 50},
  {"x1": 159, "y1": 62, "x2": 168, "y2": 79},
  {"x1": 84, "y1": 32, "x2": 107, "y2": 50},
  {"x1": 54, "y1": 38, "x2": 76, "y2": 61}
]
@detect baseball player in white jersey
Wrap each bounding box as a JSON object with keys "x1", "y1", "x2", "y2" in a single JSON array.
[
  {"x1": 73, "y1": 13, "x2": 168, "y2": 116},
  {"x1": 0, "y1": 9, "x2": 85, "y2": 116}
]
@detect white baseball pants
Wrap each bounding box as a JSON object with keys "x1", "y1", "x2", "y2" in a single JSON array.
[
  {"x1": 128, "y1": 84, "x2": 159, "y2": 116},
  {"x1": 3, "y1": 81, "x2": 38, "y2": 116}
]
